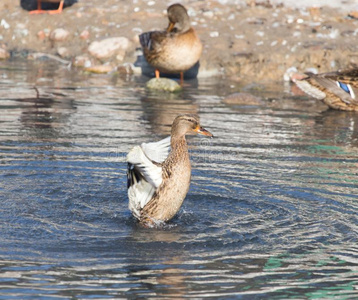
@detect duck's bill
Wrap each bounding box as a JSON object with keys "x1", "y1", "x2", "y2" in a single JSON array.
[
  {"x1": 195, "y1": 126, "x2": 214, "y2": 137},
  {"x1": 167, "y1": 21, "x2": 175, "y2": 32}
]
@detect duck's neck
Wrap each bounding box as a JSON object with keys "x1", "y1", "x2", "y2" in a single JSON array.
[
  {"x1": 178, "y1": 20, "x2": 191, "y2": 33},
  {"x1": 164, "y1": 135, "x2": 190, "y2": 170},
  {"x1": 170, "y1": 135, "x2": 188, "y2": 153}
]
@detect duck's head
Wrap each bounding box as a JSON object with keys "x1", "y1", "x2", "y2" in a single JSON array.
[
  {"x1": 172, "y1": 114, "x2": 213, "y2": 138},
  {"x1": 166, "y1": 3, "x2": 191, "y2": 33}
]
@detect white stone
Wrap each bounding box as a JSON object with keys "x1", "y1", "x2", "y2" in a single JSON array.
[
  {"x1": 88, "y1": 37, "x2": 131, "y2": 59},
  {"x1": 57, "y1": 47, "x2": 69, "y2": 58},
  {"x1": 0, "y1": 47, "x2": 10, "y2": 59},
  {"x1": 203, "y1": 11, "x2": 214, "y2": 18},
  {"x1": 0, "y1": 19, "x2": 10, "y2": 29},
  {"x1": 50, "y1": 28, "x2": 70, "y2": 42},
  {"x1": 210, "y1": 31, "x2": 219, "y2": 37}
]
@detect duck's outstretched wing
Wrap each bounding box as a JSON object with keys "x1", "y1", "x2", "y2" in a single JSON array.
[
  {"x1": 126, "y1": 137, "x2": 171, "y2": 219},
  {"x1": 140, "y1": 136, "x2": 171, "y2": 163}
]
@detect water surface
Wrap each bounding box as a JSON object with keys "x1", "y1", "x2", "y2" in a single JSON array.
[{"x1": 1, "y1": 60, "x2": 358, "y2": 299}]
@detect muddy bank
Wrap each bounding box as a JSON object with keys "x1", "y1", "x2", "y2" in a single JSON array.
[{"x1": 1, "y1": 0, "x2": 358, "y2": 83}]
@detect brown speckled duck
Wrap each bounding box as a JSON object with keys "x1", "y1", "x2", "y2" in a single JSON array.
[
  {"x1": 139, "y1": 3, "x2": 203, "y2": 84},
  {"x1": 293, "y1": 69, "x2": 358, "y2": 111},
  {"x1": 127, "y1": 114, "x2": 213, "y2": 227}
]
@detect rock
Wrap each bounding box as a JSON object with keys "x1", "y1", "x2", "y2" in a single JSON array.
[
  {"x1": 348, "y1": 11, "x2": 358, "y2": 19},
  {"x1": 84, "y1": 64, "x2": 114, "y2": 74},
  {"x1": 79, "y1": 30, "x2": 89, "y2": 40},
  {"x1": 57, "y1": 47, "x2": 69, "y2": 58},
  {"x1": 146, "y1": 78, "x2": 182, "y2": 93},
  {"x1": 283, "y1": 66, "x2": 298, "y2": 82},
  {"x1": 88, "y1": 37, "x2": 131, "y2": 59},
  {"x1": 73, "y1": 55, "x2": 92, "y2": 68},
  {"x1": 222, "y1": 93, "x2": 262, "y2": 106},
  {"x1": 0, "y1": 19, "x2": 10, "y2": 30},
  {"x1": 50, "y1": 28, "x2": 70, "y2": 42},
  {"x1": 0, "y1": 47, "x2": 10, "y2": 59},
  {"x1": 116, "y1": 63, "x2": 134, "y2": 75},
  {"x1": 115, "y1": 49, "x2": 126, "y2": 62},
  {"x1": 203, "y1": 11, "x2": 214, "y2": 18},
  {"x1": 37, "y1": 30, "x2": 46, "y2": 40},
  {"x1": 308, "y1": 7, "x2": 321, "y2": 21}
]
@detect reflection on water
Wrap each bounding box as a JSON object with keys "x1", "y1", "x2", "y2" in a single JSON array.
[{"x1": 0, "y1": 60, "x2": 358, "y2": 299}]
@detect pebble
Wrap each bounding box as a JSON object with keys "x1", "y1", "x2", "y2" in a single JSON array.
[
  {"x1": 57, "y1": 47, "x2": 69, "y2": 58},
  {"x1": 79, "y1": 30, "x2": 90, "y2": 40},
  {"x1": 116, "y1": 49, "x2": 126, "y2": 62},
  {"x1": 0, "y1": 19, "x2": 10, "y2": 29},
  {"x1": 0, "y1": 47, "x2": 10, "y2": 59},
  {"x1": 37, "y1": 30, "x2": 46, "y2": 40},
  {"x1": 222, "y1": 93, "x2": 262, "y2": 106},
  {"x1": 50, "y1": 28, "x2": 70, "y2": 42},
  {"x1": 146, "y1": 78, "x2": 182, "y2": 93},
  {"x1": 283, "y1": 67, "x2": 298, "y2": 82},
  {"x1": 73, "y1": 55, "x2": 92, "y2": 68},
  {"x1": 88, "y1": 37, "x2": 131, "y2": 59},
  {"x1": 203, "y1": 11, "x2": 214, "y2": 18},
  {"x1": 348, "y1": 11, "x2": 358, "y2": 19},
  {"x1": 116, "y1": 63, "x2": 134, "y2": 75},
  {"x1": 85, "y1": 64, "x2": 114, "y2": 74}
]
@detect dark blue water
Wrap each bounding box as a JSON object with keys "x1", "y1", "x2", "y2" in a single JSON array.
[{"x1": 1, "y1": 60, "x2": 358, "y2": 299}]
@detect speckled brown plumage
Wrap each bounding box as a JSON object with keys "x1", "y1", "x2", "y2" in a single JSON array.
[
  {"x1": 139, "y1": 4, "x2": 202, "y2": 82},
  {"x1": 127, "y1": 114, "x2": 213, "y2": 227},
  {"x1": 294, "y1": 69, "x2": 358, "y2": 111}
]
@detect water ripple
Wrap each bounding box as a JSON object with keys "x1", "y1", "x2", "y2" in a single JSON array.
[{"x1": 1, "y1": 61, "x2": 358, "y2": 298}]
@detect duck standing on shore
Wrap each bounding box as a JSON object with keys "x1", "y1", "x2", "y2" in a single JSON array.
[
  {"x1": 21, "y1": 0, "x2": 77, "y2": 14},
  {"x1": 139, "y1": 3, "x2": 203, "y2": 84},
  {"x1": 127, "y1": 114, "x2": 213, "y2": 227},
  {"x1": 293, "y1": 69, "x2": 358, "y2": 111}
]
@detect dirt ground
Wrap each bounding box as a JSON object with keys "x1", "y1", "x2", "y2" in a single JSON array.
[{"x1": 1, "y1": 0, "x2": 358, "y2": 83}]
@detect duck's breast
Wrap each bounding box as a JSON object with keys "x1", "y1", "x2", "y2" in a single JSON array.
[
  {"x1": 154, "y1": 28, "x2": 203, "y2": 73},
  {"x1": 141, "y1": 155, "x2": 191, "y2": 222}
]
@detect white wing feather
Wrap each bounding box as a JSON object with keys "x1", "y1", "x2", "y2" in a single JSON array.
[
  {"x1": 294, "y1": 79, "x2": 326, "y2": 100},
  {"x1": 126, "y1": 137, "x2": 171, "y2": 219},
  {"x1": 141, "y1": 136, "x2": 171, "y2": 163}
]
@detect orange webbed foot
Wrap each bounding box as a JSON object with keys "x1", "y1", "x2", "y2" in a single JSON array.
[
  {"x1": 29, "y1": 9, "x2": 47, "y2": 14},
  {"x1": 48, "y1": 9, "x2": 63, "y2": 14}
]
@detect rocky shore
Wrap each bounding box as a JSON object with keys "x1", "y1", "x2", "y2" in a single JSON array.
[{"x1": 1, "y1": 0, "x2": 358, "y2": 83}]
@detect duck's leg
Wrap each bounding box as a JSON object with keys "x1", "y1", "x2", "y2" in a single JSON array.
[
  {"x1": 155, "y1": 69, "x2": 160, "y2": 79},
  {"x1": 29, "y1": 0, "x2": 46, "y2": 14},
  {"x1": 29, "y1": 0, "x2": 64, "y2": 14},
  {"x1": 48, "y1": 0, "x2": 65, "y2": 14},
  {"x1": 180, "y1": 72, "x2": 184, "y2": 85}
]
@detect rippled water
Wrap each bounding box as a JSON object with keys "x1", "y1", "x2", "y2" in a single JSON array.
[{"x1": 1, "y1": 60, "x2": 358, "y2": 299}]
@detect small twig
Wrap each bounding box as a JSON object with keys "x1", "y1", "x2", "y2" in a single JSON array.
[
  {"x1": 28, "y1": 52, "x2": 71, "y2": 65},
  {"x1": 33, "y1": 86, "x2": 40, "y2": 99}
]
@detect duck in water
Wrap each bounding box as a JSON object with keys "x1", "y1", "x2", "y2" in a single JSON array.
[
  {"x1": 127, "y1": 114, "x2": 213, "y2": 227},
  {"x1": 293, "y1": 69, "x2": 358, "y2": 111}
]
